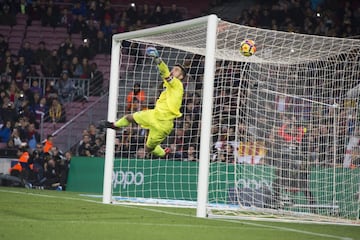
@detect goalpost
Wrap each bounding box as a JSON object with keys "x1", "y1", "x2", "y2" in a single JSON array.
[{"x1": 103, "y1": 14, "x2": 360, "y2": 224}]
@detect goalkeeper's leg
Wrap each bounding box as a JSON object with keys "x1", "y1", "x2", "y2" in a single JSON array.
[
  {"x1": 102, "y1": 114, "x2": 135, "y2": 130},
  {"x1": 145, "y1": 125, "x2": 172, "y2": 157}
]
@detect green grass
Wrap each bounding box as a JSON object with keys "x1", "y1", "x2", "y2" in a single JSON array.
[{"x1": 0, "y1": 187, "x2": 359, "y2": 240}]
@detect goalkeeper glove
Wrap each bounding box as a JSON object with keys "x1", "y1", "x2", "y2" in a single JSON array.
[
  {"x1": 146, "y1": 47, "x2": 161, "y2": 64},
  {"x1": 100, "y1": 120, "x2": 120, "y2": 130},
  {"x1": 146, "y1": 47, "x2": 159, "y2": 58}
]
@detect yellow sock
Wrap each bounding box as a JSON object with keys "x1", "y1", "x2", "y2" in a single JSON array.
[
  {"x1": 114, "y1": 117, "x2": 130, "y2": 128},
  {"x1": 151, "y1": 145, "x2": 165, "y2": 157}
]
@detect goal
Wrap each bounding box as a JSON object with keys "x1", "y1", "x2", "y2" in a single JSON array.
[{"x1": 103, "y1": 14, "x2": 360, "y2": 224}]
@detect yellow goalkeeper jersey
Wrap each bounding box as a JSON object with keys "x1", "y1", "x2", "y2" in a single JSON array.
[{"x1": 154, "y1": 62, "x2": 184, "y2": 120}]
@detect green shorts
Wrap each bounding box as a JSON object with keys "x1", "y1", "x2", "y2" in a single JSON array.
[{"x1": 133, "y1": 110, "x2": 173, "y2": 149}]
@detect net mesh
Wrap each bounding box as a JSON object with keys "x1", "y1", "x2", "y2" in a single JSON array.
[{"x1": 111, "y1": 18, "x2": 360, "y2": 223}]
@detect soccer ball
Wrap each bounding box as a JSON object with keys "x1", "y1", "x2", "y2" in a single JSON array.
[{"x1": 240, "y1": 39, "x2": 256, "y2": 57}]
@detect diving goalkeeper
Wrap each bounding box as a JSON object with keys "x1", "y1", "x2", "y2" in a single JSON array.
[{"x1": 103, "y1": 47, "x2": 186, "y2": 157}]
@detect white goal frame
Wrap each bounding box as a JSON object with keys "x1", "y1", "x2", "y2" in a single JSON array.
[
  {"x1": 102, "y1": 14, "x2": 360, "y2": 224},
  {"x1": 102, "y1": 14, "x2": 219, "y2": 218}
]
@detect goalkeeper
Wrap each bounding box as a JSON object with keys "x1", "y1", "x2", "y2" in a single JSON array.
[{"x1": 103, "y1": 47, "x2": 186, "y2": 157}]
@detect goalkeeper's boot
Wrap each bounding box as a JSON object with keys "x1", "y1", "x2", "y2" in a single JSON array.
[{"x1": 99, "y1": 120, "x2": 120, "y2": 131}]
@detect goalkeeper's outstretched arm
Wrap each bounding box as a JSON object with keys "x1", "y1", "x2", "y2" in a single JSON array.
[{"x1": 146, "y1": 47, "x2": 187, "y2": 82}]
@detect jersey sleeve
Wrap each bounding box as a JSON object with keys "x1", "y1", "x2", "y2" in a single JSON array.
[{"x1": 157, "y1": 61, "x2": 171, "y2": 80}]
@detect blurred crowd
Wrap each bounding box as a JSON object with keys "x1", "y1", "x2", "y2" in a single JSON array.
[
  {"x1": 0, "y1": 0, "x2": 186, "y2": 190},
  {"x1": 75, "y1": 0, "x2": 360, "y2": 168},
  {"x1": 229, "y1": 0, "x2": 360, "y2": 38}
]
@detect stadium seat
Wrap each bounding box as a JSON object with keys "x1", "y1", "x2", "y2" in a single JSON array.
[
  {"x1": 16, "y1": 14, "x2": 28, "y2": 26},
  {"x1": 0, "y1": 25, "x2": 11, "y2": 37},
  {"x1": 9, "y1": 29, "x2": 25, "y2": 38}
]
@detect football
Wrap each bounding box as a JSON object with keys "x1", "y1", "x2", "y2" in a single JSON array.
[{"x1": 240, "y1": 39, "x2": 256, "y2": 57}]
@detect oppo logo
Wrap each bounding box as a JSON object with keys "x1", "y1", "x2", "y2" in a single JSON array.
[
  {"x1": 113, "y1": 170, "x2": 144, "y2": 189},
  {"x1": 236, "y1": 179, "x2": 271, "y2": 190}
]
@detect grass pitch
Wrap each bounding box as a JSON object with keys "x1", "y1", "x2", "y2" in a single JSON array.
[{"x1": 0, "y1": 187, "x2": 359, "y2": 240}]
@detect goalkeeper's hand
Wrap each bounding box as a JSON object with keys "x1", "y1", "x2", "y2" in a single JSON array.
[
  {"x1": 146, "y1": 47, "x2": 159, "y2": 58},
  {"x1": 146, "y1": 47, "x2": 161, "y2": 64}
]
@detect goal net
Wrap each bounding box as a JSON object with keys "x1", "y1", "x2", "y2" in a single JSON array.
[{"x1": 103, "y1": 15, "x2": 360, "y2": 224}]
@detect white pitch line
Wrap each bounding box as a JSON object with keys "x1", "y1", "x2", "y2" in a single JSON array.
[
  {"x1": 0, "y1": 189, "x2": 354, "y2": 240},
  {"x1": 129, "y1": 205, "x2": 354, "y2": 240}
]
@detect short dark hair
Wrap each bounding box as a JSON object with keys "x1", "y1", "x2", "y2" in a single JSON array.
[{"x1": 174, "y1": 63, "x2": 187, "y2": 78}]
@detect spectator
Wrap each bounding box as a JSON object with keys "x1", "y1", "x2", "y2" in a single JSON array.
[
  {"x1": 77, "y1": 39, "x2": 95, "y2": 61},
  {"x1": 34, "y1": 41, "x2": 51, "y2": 66},
  {"x1": 100, "y1": 17, "x2": 114, "y2": 39},
  {"x1": 50, "y1": 146, "x2": 64, "y2": 163},
  {"x1": 59, "y1": 49, "x2": 75, "y2": 70},
  {"x1": 135, "y1": 147, "x2": 146, "y2": 159},
  {"x1": 26, "y1": 1, "x2": 42, "y2": 25},
  {"x1": 69, "y1": 14, "x2": 87, "y2": 34},
  {"x1": 15, "y1": 56, "x2": 29, "y2": 80},
  {"x1": 43, "y1": 134, "x2": 54, "y2": 153},
  {"x1": 126, "y1": 2, "x2": 138, "y2": 26},
  {"x1": 126, "y1": 83, "x2": 146, "y2": 113},
  {"x1": 138, "y1": 3, "x2": 152, "y2": 25},
  {"x1": 71, "y1": 1, "x2": 86, "y2": 17},
  {"x1": 42, "y1": 49, "x2": 60, "y2": 77},
  {"x1": 0, "y1": 120, "x2": 11, "y2": 143},
  {"x1": 102, "y1": 1, "x2": 115, "y2": 22},
  {"x1": 60, "y1": 151, "x2": 72, "y2": 189},
  {"x1": 30, "y1": 145, "x2": 45, "y2": 184},
  {"x1": 166, "y1": 4, "x2": 183, "y2": 23},
  {"x1": 18, "y1": 42, "x2": 34, "y2": 67},
  {"x1": 80, "y1": 57, "x2": 91, "y2": 78},
  {"x1": 1, "y1": 99, "x2": 17, "y2": 124},
  {"x1": 78, "y1": 134, "x2": 94, "y2": 156},
  {"x1": 114, "y1": 128, "x2": 131, "y2": 158},
  {"x1": 30, "y1": 80, "x2": 43, "y2": 98},
  {"x1": 0, "y1": 56, "x2": 15, "y2": 77},
  {"x1": 34, "y1": 96, "x2": 48, "y2": 124},
  {"x1": 41, "y1": 3, "x2": 59, "y2": 28},
  {"x1": 150, "y1": 3, "x2": 166, "y2": 25},
  {"x1": 87, "y1": 0, "x2": 101, "y2": 21},
  {"x1": 92, "y1": 30, "x2": 111, "y2": 54},
  {"x1": 117, "y1": 20, "x2": 128, "y2": 33},
  {"x1": 32, "y1": 92, "x2": 41, "y2": 110},
  {"x1": 58, "y1": 37, "x2": 76, "y2": 62},
  {"x1": 13, "y1": 71, "x2": 25, "y2": 89},
  {"x1": 10, "y1": 128, "x2": 26, "y2": 148},
  {"x1": 0, "y1": 4, "x2": 16, "y2": 26},
  {"x1": 28, "y1": 65, "x2": 40, "y2": 77},
  {"x1": 16, "y1": 146, "x2": 31, "y2": 173},
  {"x1": 48, "y1": 98, "x2": 65, "y2": 124},
  {"x1": 43, "y1": 157, "x2": 61, "y2": 190},
  {"x1": 7, "y1": 81, "x2": 20, "y2": 102},
  {"x1": 92, "y1": 136, "x2": 105, "y2": 157},
  {"x1": 0, "y1": 34, "x2": 9, "y2": 59},
  {"x1": 89, "y1": 62, "x2": 103, "y2": 96},
  {"x1": 25, "y1": 123, "x2": 40, "y2": 150},
  {"x1": 183, "y1": 145, "x2": 198, "y2": 162},
  {"x1": 57, "y1": 71, "x2": 77, "y2": 103},
  {"x1": 82, "y1": 19, "x2": 98, "y2": 42},
  {"x1": 21, "y1": 82, "x2": 35, "y2": 107},
  {"x1": 44, "y1": 80, "x2": 58, "y2": 102},
  {"x1": 15, "y1": 117, "x2": 29, "y2": 142},
  {"x1": 17, "y1": 0, "x2": 27, "y2": 15},
  {"x1": 59, "y1": 8, "x2": 72, "y2": 29},
  {"x1": 87, "y1": 123, "x2": 98, "y2": 143},
  {"x1": 69, "y1": 56, "x2": 83, "y2": 78}
]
